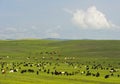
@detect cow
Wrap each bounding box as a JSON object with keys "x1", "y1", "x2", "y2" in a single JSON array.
[
  {"x1": 1, "y1": 69, "x2": 6, "y2": 74},
  {"x1": 104, "y1": 75, "x2": 109, "y2": 79}
]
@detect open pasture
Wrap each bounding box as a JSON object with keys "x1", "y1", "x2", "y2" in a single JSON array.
[{"x1": 0, "y1": 40, "x2": 120, "y2": 84}]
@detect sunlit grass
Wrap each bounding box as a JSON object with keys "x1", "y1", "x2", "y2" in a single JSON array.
[{"x1": 0, "y1": 40, "x2": 120, "y2": 84}]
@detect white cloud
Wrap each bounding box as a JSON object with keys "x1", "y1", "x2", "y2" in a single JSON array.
[
  {"x1": 5, "y1": 27, "x2": 17, "y2": 32},
  {"x1": 44, "y1": 25, "x2": 62, "y2": 38},
  {"x1": 45, "y1": 30, "x2": 60, "y2": 38},
  {"x1": 71, "y1": 6, "x2": 119, "y2": 29},
  {"x1": 63, "y1": 8, "x2": 73, "y2": 14},
  {"x1": 49, "y1": 32, "x2": 60, "y2": 38}
]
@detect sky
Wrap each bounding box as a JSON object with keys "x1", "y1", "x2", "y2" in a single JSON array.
[{"x1": 0, "y1": 0, "x2": 120, "y2": 40}]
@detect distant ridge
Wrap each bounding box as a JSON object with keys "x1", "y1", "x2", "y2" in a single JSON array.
[{"x1": 43, "y1": 38, "x2": 69, "y2": 40}]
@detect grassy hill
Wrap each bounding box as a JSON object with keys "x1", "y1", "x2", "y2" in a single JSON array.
[
  {"x1": 0, "y1": 40, "x2": 120, "y2": 84},
  {"x1": 0, "y1": 40, "x2": 120, "y2": 60}
]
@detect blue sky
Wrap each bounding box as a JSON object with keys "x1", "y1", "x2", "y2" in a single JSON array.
[{"x1": 0, "y1": 0, "x2": 120, "y2": 39}]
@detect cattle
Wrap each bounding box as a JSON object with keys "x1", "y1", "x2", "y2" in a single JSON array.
[
  {"x1": 30, "y1": 64, "x2": 33, "y2": 67},
  {"x1": 85, "y1": 66, "x2": 89, "y2": 70},
  {"x1": 96, "y1": 72, "x2": 100, "y2": 77},
  {"x1": 36, "y1": 71, "x2": 39, "y2": 75},
  {"x1": 111, "y1": 73, "x2": 114, "y2": 76},
  {"x1": 54, "y1": 70, "x2": 62, "y2": 75},
  {"x1": 92, "y1": 73, "x2": 96, "y2": 76},
  {"x1": 1, "y1": 56, "x2": 120, "y2": 81},
  {"x1": 51, "y1": 70, "x2": 69, "y2": 76},
  {"x1": 61, "y1": 72, "x2": 65, "y2": 74},
  {"x1": 9, "y1": 69, "x2": 14, "y2": 73},
  {"x1": 47, "y1": 69, "x2": 50, "y2": 74},
  {"x1": 104, "y1": 75, "x2": 109, "y2": 79},
  {"x1": 9, "y1": 69, "x2": 18, "y2": 73},
  {"x1": 19, "y1": 67, "x2": 21, "y2": 69},
  {"x1": 21, "y1": 70, "x2": 27, "y2": 74},
  {"x1": 51, "y1": 72, "x2": 54, "y2": 75},
  {"x1": 23, "y1": 64, "x2": 28, "y2": 67},
  {"x1": 64, "y1": 72, "x2": 74, "y2": 76},
  {"x1": 86, "y1": 71, "x2": 91, "y2": 76},
  {"x1": 44, "y1": 69, "x2": 46, "y2": 72},
  {"x1": 81, "y1": 71, "x2": 85, "y2": 75},
  {"x1": 110, "y1": 68, "x2": 116, "y2": 73},
  {"x1": 1, "y1": 69, "x2": 6, "y2": 74},
  {"x1": 28, "y1": 69, "x2": 34, "y2": 73},
  {"x1": 38, "y1": 68, "x2": 41, "y2": 71}
]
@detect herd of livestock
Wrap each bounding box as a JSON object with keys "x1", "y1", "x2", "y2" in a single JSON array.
[
  {"x1": 1, "y1": 58, "x2": 120, "y2": 79},
  {"x1": 0, "y1": 51, "x2": 120, "y2": 79}
]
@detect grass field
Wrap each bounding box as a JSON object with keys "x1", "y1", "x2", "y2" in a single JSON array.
[{"x1": 0, "y1": 40, "x2": 120, "y2": 84}]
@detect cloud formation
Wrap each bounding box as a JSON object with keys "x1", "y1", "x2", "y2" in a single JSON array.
[
  {"x1": 49, "y1": 32, "x2": 60, "y2": 38},
  {"x1": 45, "y1": 27, "x2": 61, "y2": 38},
  {"x1": 72, "y1": 6, "x2": 118, "y2": 29}
]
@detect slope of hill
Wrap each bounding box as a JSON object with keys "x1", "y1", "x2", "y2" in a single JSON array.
[
  {"x1": 0, "y1": 40, "x2": 120, "y2": 62},
  {"x1": 0, "y1": 40, "x2": 120, "y2": 84},
  {"x1": 46, "y1": 40, "x2": 120, "y2": 58}
]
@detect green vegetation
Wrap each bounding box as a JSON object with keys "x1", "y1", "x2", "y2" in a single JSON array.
[{"x1": 0, "y1": 40, "x2": 120, "y2": 84}]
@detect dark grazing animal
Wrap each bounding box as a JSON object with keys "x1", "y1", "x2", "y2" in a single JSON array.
[{"x1": 104, "y1": 75, "x2": 109, "y2": 79}]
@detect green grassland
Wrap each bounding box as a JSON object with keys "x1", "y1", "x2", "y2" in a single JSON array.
[{"x1": 0, "y1": 40, "x2": 120, "y2": 84}]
